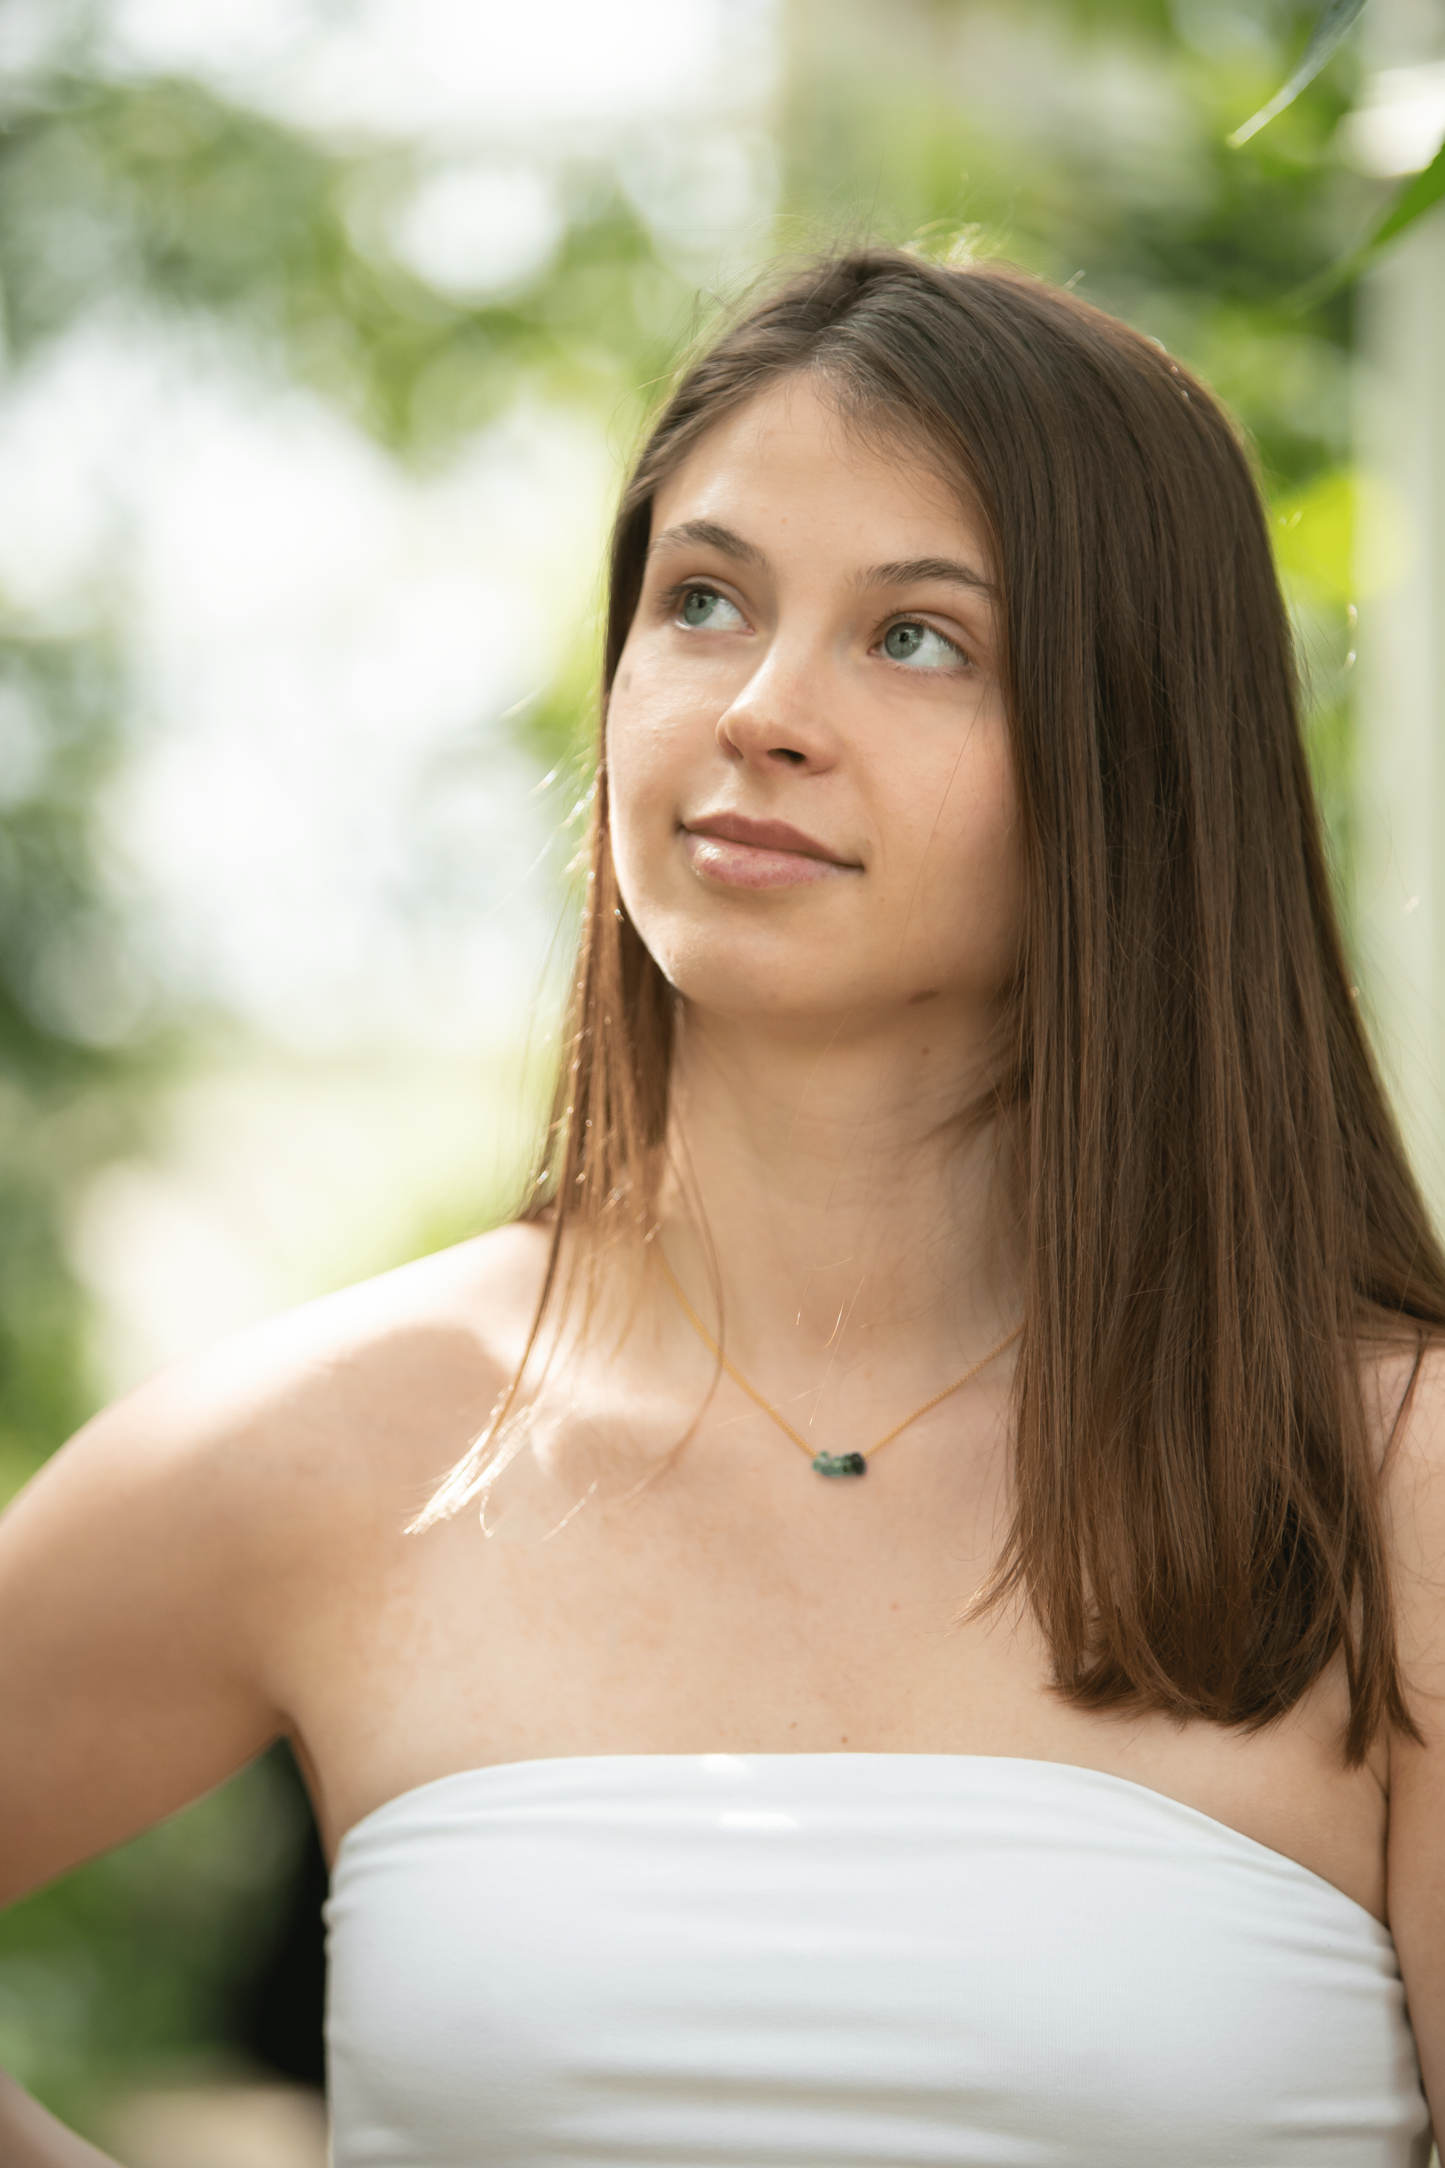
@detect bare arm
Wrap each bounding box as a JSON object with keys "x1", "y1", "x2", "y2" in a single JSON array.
[
  {"x1": 0, "y1": 2073, "x2": 124, "y2": 2168},
  {"x1": 1384, "y1": 1348, "x2": 1445, "y2": 2137},
  {"x1": 0, "y1": 1321, "x2": 310, "y2": 1903},
  {"x1": 0, "y1": 1322, "x2": 337, "y2": 2164}
]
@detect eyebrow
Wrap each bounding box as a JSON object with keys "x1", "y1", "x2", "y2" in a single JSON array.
[
  {"x1": 647, "y1": 522, "x2": 995, "y2": 599},
  {"x1": 863, "y1": 556, "x2": 995, "y2": 597},
  {"x1": 647, "y1": 519, "x2": 768, "y2": 569}
]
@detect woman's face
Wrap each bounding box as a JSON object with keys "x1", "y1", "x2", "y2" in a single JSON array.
[{"x1": 607, "y1": 372, "x2": 1022, "y2": 1039}]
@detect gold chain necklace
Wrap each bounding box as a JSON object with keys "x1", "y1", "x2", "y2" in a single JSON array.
[{"x1": 656, "y1": 1250, "x2": 1024, "y2": 1479}]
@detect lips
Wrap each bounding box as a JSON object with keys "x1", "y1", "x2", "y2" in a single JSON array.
[{"x1": 680, "y1": 811, "x2": 860, "y2": 891}]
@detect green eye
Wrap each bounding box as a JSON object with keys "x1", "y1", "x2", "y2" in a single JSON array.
[
  {"x1": 882, "y1": 621, "x2": 963, "y2": 669},
  {"x1": 679, "y1": 587, "x2": 743, "y2": 630}
]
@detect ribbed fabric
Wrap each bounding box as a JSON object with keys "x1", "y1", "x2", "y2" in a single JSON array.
[{"x1": 325, "y1": 1753, "x2": 1431, "y2": 2167}]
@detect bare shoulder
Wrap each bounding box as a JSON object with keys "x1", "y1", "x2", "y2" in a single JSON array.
[
  {"x1": 22, "y1": 1216, "x2": 550, "y2": 1523},
  {"x1": 0, "y1": 1220, "x2": 550, "y2": 1899}
]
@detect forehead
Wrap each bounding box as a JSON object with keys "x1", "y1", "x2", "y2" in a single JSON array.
[{"x1": 651, "y1": 373, "x2": 989, "y2": 570}]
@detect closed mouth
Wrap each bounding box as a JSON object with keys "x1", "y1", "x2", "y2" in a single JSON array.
[{"x1": 680, "y1": 812, "x2": 860, "y2": 868}]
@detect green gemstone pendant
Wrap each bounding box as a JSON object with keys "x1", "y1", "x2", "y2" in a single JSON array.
[{"x1": 812, "y1": 1451, "x2": 868, "y2": 1478}]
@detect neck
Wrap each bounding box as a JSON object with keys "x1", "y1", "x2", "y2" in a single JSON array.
[{"x1": 657, "y1": 998, "x2": 1021, "y2": 1391}]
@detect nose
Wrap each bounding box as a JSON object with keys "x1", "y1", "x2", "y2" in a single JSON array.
[{"x1": 716, "y1": 640, "x2": 840, "y2": 775}]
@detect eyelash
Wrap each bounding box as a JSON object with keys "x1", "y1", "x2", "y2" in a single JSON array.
[{"x1": 660, "y1": 581, "x2": 974, "y2": 671}]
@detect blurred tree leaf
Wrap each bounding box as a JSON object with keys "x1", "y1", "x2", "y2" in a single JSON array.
[
  {"x1": 1228, "y1": 0, "x2": 1368, "y2": 148},
  {"x1": 1291, "y1": 133, "x2": 1445, "y2": 307},
  {"x1": 1365, "y1": 131, "x2": 1445, "y2": 253}
]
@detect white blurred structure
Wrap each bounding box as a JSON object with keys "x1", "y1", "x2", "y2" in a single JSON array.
[
  {"x1": 1345, "y1": 59, "x2": 1445, "y2": 174},
  {"x1": 1353, "y1": 0, "x2": 1445, "y2": 1225}
]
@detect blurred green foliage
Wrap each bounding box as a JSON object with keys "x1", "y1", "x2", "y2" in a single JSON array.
[
  {"x1": 1, "y1": 0, "x2": 1436, "y2": 2131},
  {"x1": 0, "y1": 617, "x2": 151, "y2": 1504},
  {"x1": 0, "y1": 65, "x2": 693, "y2": 455},
  {"x1": 1227, "y1": 0, "x2": 1367, "y2": 149}
]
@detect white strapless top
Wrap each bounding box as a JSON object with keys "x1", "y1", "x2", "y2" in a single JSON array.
[{"x1": 324, "y1": 1753, "x2": 1431, "y2": 2167}]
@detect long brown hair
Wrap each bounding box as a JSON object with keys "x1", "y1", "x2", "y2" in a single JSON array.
[{"x1": 431, "y1": 250, "x2": 1445, "y2": 1763}]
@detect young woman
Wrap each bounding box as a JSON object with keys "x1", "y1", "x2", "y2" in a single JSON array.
[{"x1": 2, "y1": 251, "x2": 1443, "y2": 2167}]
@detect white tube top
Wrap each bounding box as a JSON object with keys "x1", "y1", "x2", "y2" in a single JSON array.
[{"x1": 324, "y1": 1753, "x2": 1431, "y2": 2167}]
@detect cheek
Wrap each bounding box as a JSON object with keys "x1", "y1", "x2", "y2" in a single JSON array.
[
  {"x1": 604, "y1": 678, "x2": 693, "y2": 915},
  {"x1": 895, "y1": 741, "x2": 1024, "y2": 973},
  {"x1": 606, "y1": 696, "x2": 670, "y2": 855},
  {"x1": 608, "y1": 645, "x2": 702, "y2": 797}
]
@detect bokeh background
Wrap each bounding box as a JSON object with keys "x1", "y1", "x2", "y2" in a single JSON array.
[{"x1": 2, "y1": 0, "x2": 1443, "y2": 2160}]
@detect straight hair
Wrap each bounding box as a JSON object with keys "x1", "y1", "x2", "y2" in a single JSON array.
[{"x1": 426, "y1": 250, "x2": 1445, "y2": 1764}]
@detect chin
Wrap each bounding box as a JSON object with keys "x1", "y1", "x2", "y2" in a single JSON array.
[
  {"x1": 651, "y1": 937, "x2": 857, "y2": 1021},
  {"x1": 670, "y1": 956, "x2": 904, "y2": 1034}
]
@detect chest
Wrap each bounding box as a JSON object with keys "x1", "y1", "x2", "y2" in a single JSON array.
[{"x1": 281, "y1": 1428, "x2": 1389, "y2": 1921}]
